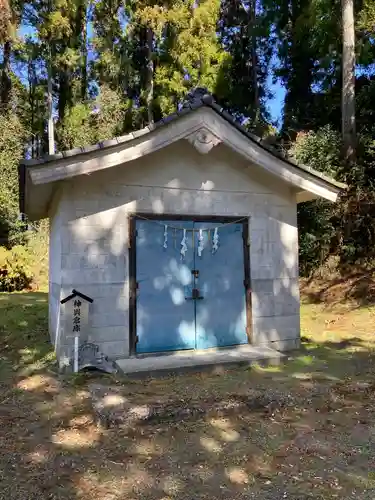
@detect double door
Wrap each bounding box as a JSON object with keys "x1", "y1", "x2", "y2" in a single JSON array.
[{"x1": 135, "y1": 218, "x2": 249, "y2": 353}]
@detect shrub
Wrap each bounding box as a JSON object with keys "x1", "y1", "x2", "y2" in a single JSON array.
[
  {"x1": 26, "y1": 220, "x2": 49, "y2": 290},
  {"x1": 57, "y1": 85, "x2": 128, "y2": 150},
  {"x1": 290, "y1": 126, "x2": 343, "y2": 276},
  {"x1": 291, "y1": 126, "x2": 342, "y2": 177},
  {"x1": 0, "y1": 113, "x2": 28, "y2": 246},
  {"x1": 0, "y1": 221, "x2": 49, "y2": 292},
  {"x1": 0, "y1": 245, "x2": 33, "y2": 292}
]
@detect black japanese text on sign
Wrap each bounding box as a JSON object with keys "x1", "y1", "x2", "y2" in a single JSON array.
[{"x1": 73, "y1": 299, "x2": 82, "y2": 333}]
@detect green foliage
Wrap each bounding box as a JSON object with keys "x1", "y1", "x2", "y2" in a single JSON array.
[
  {"x1": 93, "y1": 86, "x2": 128, "y2": 141},
  {"x1": 218, "y1": 0, "x2": 273, "y2": 130},
  {"x1": 25, "y1": 220, "x2": 49, "y2": 289},
  {"x1": 357, "y1": 0, "x2": 375, "y2": 37},
  {"x1": 291, "y1": 126, "x2": 343, "y2": 178},
  {"x1": 0, "y1": 113, "x2": 27, "y2": 245},
  {"x1": 290, "y1": 126, "x2": 343, "y2": 275},
  {"x1": 297, "y1": 200, "x2": 338, "y2": 276},
  {"x1": 0, "y1": 245, "x2": 33, "y2": 291},
  {"x1": 153, "y1": 0, "x2": 228, "y2": 116},
  {"x1": 0, "y1": 0, "x2": 375, "y2": 285},
  {"x1": 92, "y1": 0, "x2": 230, "y2": 124},
  {"x1": 291, "y1": 124, "x2": 375, "y2": 273},
  {"x1": 0, "y1": 221, "x2": 49, "y2": 291},
  {"x1": 57, "y1": 102, "x2": 93, "y2": 150},
  {"x1": 58, "y1": 86, "x2": 128, "y2": 149}
]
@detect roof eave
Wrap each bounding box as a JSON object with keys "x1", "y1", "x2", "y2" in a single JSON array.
[
  {"x1": 296, "y1": 186, "x2": 343, "y2": 204},
  {"x1": 19, "y1": 97, "x2": 346, "y2": 219}
]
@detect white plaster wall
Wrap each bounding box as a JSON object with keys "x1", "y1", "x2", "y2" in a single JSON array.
[
  {"x1": 54, "y1": 139, "x2": 300, "y2": 360},
  {"x1": 48, "y1": 187, "x2": 63, "y2": 345}
]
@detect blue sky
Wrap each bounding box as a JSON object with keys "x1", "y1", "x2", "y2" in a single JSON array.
[
  {"x1": 18, "y1": 24, "x2": 35, "y2": 39},
  {"x1": 268, "y1": 78, "x2": 285, "y2": 126}
]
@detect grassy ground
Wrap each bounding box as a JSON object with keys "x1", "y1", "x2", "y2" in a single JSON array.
[{"x1": 1, "y1": 286, "x2": 375, "y2": 499}]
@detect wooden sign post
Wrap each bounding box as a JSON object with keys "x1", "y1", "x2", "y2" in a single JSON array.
[{"x1": 60, "y1": 289, "x2": 93, "y2": 372}]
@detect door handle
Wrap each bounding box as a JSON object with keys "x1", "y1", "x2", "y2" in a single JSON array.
[{"x1": 185, "y1": 288, "x2": 204, "y2": 300}]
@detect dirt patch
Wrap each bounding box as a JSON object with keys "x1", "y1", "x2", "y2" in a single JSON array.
[
  {"x1": 2, "y1": 291, "x2": 375, "y2": 499},
  {"x1": 89, "y1": 383, "x2": 296, "y2": 428},
  {"x1": 300, "y1": 269, "x2": 375, "y2": 308}
]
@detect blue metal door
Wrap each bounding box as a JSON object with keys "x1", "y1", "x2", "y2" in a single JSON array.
[
  {"x1": 136, "y1": 220, "x2": 196, "y2": 353},
  {"x1": 194, "y1": 222, "x2": 248, "y2": 349},
  {"x1": 135, "y1": 219, "x2": 248, "y2": 353}
]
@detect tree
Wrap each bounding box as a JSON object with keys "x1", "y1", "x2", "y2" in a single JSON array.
[
  {"x1": 0, "y1": 0, "x2": 19, "y2": 109},
  {"x1": 341, "y1": 0, "x2": 356, "y2": 162},
  {"x1": 1, "y1": 0, "x2": 375, "y2": 276},
  {"x1": 271, "y1": 0, "x2": 315, "y2": 135},
  {"x1": 218, "y1": 0, "x2": 273, "y2": 132},
  {"x1": 27, "y1": 0, "x2": 91, "y2": 122},
  {"x1": 58, "y1": 85, "x2": 127, "y2": 150},
  {"x1": 0, "y1": 112, "x2": 27, "y2": 244},
  {"x1": 92, "y1": 0, "x2": 228, "y2": 125}
]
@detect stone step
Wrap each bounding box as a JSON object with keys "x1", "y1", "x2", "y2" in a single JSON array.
[{"x1": 116, "y1": 345, "x2": 283, "y2": 377}]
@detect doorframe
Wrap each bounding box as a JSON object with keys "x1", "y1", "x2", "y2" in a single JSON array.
[{"x1": 128, "y1": 213, "x2": 252, "y2": 356}]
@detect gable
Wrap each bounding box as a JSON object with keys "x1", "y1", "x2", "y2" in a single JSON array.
[
  {"x1": 68, "y1": 140, "x2": 294, "y2": 208},
  {"x1": 20, "y1": 97, "x2": 345, "y2": 220},
  {"x1": 59, "y1": 142, "x2": 298, "y2": 254}
]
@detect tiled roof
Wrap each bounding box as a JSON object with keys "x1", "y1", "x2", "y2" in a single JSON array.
[{"x1": 20, "y1": 87, "x2": 346, "y2": 190}]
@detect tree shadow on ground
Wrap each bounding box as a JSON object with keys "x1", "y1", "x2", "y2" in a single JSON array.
[
  {"x1": 0, "y1": 292, "x2": 52, "y2": 380},
  {"x1": 1, "y1": 292, "x2": 375, "y2": 499}
]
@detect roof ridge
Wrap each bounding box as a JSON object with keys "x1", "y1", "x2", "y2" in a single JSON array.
[{"x1": 19, "y1": 90, "x2": 346, "y2": 191}]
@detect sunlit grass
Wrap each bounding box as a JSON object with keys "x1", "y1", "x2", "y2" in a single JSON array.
[
  {"x1": 0, "y1": 291, "x2": 54, "y2": 379},
  {"x1": 1, "y1": 290, "x2": 375, "y2": 499}
]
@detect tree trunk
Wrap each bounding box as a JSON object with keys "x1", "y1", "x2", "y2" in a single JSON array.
[
  {"x1": 47, "y1": 45, "x2": 55, "y2": 155},
  {"x1": 341, "y1": 0, "x2": 356, "y2": 163},
  {"x1": 28, "y1": 54, "x2": 36, "y2": 158},
  {"x1": 0, "y1": 40, "x2": 12, "y2": 110},
  {"x1": 249, "y1": 0, "x2": 260, "y2": 127},
  {"x1": 76, "y1": 0, "x2": 87, "y2": 101},
  {"x1": 46, "y1": 0, "x2": 54, "y2": 153},
  {"x1": 283, "y1": 0, "x2": 314, "y2": 135},
  {"x1": 146, "y1": 27, "x2": 154, "y2": 125},
  {"x1": 81, "y1": 13, "x2": 88, "y2": 101},
  {"x1": 58, "y1": 63, "x2": 71, "y2": 123}
]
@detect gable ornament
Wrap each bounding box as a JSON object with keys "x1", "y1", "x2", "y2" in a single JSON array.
[{"x1": 186, "y1": 127, "x2": 221, "y2": 154}]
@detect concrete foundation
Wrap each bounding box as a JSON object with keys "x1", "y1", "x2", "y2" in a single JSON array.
[{"x1": 116, "y1": 345, "x2": 285, "y2": 376}]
